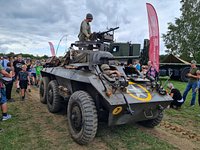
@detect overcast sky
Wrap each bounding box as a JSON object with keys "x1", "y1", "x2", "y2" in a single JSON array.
[{"x1": 0, "y1": 0, "x2": 181, "y2": 56}]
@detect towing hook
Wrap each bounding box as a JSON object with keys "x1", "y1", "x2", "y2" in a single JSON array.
[
  {"x1": 127, "y1": 107, "x2": 134, "y2": 115},
  {"x1": 158, "y1": 104, "x2": 164, "y2": 111}
]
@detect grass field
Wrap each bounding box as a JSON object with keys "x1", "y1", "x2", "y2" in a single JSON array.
[{"x1": 0, "y1": 80, "x2": 200, "y2": 150}]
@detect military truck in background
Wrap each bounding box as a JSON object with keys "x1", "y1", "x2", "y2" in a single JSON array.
[
  {"x1": 109, "y1": 39, "x2": 149, "y2": 65},
  {"x1": 109, "y1": 39, "x2": 200, "y2": 82},
  {"x1": 159, "y1": 54, "x2": 200, "y2": 82}
]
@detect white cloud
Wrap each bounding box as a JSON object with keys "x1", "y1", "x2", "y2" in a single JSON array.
[{"x1": 0, "y1": 0, "x2": 181, "y2": 56}]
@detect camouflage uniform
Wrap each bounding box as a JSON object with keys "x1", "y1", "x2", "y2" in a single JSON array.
[{"x1": 78, "y1": 20, "x2": 91, "y2": 41}]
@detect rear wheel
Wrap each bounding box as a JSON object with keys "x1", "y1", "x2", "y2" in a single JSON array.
[
  {"x1": 47, "y1": 80, "x2": 62, "y2": 113},
  {"x1": 138, "y1": 112, "x2": 163, "y2": 128},
  {"x1": 67, "y1": 91, "x2": 98, "y2": 145},
  {"x1": 180, "y1": 67, "x2": 190, "y2": 82},
  {"x1": 39, "y1": 77, "x2": 50, "y2": 104}
]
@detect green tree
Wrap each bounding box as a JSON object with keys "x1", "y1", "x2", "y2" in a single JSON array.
[{"x1": 162, "y1": 0, "x2": 200, "y2": 63}]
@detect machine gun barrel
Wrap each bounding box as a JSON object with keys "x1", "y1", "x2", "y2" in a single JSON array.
[{"x1": 99, "y1": 27, "x2": 119, "y2": 35}]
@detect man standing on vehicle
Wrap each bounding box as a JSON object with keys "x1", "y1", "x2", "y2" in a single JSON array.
[
  {"x1": 182, "y1": 60, "x2": 200, "y2": 106},
  {"x1": 78, "y1": 13, "x2": 93, "y2": 41}
]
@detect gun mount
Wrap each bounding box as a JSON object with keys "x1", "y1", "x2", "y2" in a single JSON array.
[{"x1": 92, "y1": 26, "x2": 119, "y2": 42}]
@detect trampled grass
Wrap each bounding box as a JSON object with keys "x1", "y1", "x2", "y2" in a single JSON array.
[
  {"x1": 0, "y1": 79, "x2": 199, "y2": 150},
  {"x1": 97, "y1": 124, "x2": 176, "y2": 150},
  {"x1": 165, "y1": 80, "x2": 200, "y2": 133}
]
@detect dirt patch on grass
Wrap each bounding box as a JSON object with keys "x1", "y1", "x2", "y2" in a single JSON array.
[
  {"x1": 140, "y1": 121, "x2": 200, "y2": 150},
  {"x1": 160, "y1": 121, "x2": 200, "y2": 142}
]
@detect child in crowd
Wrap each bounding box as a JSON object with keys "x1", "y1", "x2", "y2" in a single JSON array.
[
  {"x1": 134, "y1": 59, "x2": 141, "y2": 72},
  {"x1": 146, "y1": 61, "x2": 158, "y2": 81},
  {"x1": 141, "y1": 65, "x2": 148, "y2": 76},
  {"x1": 17, "y1": 65, "x2": 30, "y2": 100},
  {"x1": 26, "y1": 59, "x2": 32, "y2": 92},
  {"x1": 31, "y1": 62, "x2": 36, "y2": 86},
  {"x1": 35, "y1": 62, "x2": 43, "y2": 87}
]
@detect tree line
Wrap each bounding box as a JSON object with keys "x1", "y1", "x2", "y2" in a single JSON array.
[
  {"x1": 162, "y1": 0, "x2": 200, "y2": 63},
  {"x1": 0, "y1": 52, "x2": 49, "y2": 60}
]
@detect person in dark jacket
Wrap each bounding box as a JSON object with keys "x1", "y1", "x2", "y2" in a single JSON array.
[
  {"x1": 13, "y1": 55, "x2": 25, "y2": 92},
  {"x1": 167, "y1": 83, "x2": 184, "y2": 109},
  {"x1": 5, "y1": 62, "x2": 15, "y2": 102}
]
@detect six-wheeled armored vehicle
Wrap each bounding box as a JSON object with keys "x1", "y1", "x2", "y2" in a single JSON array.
[{"x1": 39, "y1": 27, "x2": 173, "y2": 145}]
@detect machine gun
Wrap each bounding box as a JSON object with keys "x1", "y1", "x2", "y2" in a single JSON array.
[
  {"x1": 98, "y1": 27, "x2": 119, "y2": 36},
  {"x1": 71, "y1": 27, "x2": 119, "y2": 51},
  {"x1": 90, "y1": 27, "x2": 119, "y2": 42}
]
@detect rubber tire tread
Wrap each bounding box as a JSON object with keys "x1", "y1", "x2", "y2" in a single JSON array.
[
  {"x1": 139, "y1": 112, "x2": 163, "y2": 128},
  {"x1": 67, "y1": 91, "x2": 98, "y2": 145},
  {"x1": 180, "y1": 67, "x2": 190, "y2": 82},
  {"x1": 47, "y1": 80, "x2": 62, "y2": 113},
  {"x1": 39, "y1": 77, "x2": 50, "y2": 104}
]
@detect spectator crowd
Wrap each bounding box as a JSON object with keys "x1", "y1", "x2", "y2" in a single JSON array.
[{"x1": 0, "y1": 55, "x2": 44, "y2": 125}]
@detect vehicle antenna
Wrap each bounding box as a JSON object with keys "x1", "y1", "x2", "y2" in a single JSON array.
[
  {"x1": 116, "y1": 15, "x2": 119, "y2": 27},
  {"x1": 56, "y1": 34, "x2": 67, "y2": 56},
  {"x1": 106, "y1": 15, "x2": 109, "y2": 30}
]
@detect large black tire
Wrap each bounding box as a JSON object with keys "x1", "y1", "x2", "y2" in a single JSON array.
[
  {"x1": 47, "y1": 80, "x2": 62, "y2": 113},
  {"x1": 67, "y1": 91, "x2": 98, "y2": 145},
  {"x1": 180, "y1": 67, "x2": 190, "y2": 82},
  {"x1": 139, "y1": 112, "x2": 163, "y2": 128},
  {"x1": 39, "y1": 77, "x2": 50, "y2": 104}
]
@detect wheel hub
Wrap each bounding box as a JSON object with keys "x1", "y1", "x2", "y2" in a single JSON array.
[
  {"x1": 70, "y1": 103, "x2": 82, "y2": 133},
  {"x1": 40, "y1": 83, "x2": 44, "y2": 97},
  {"x1": 48, "y1": 89, "x2": 53, "y2": 104}
]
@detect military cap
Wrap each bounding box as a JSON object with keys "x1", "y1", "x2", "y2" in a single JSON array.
[{"x1": 86, "y1": 13, "x2": 93, "y2": 19}]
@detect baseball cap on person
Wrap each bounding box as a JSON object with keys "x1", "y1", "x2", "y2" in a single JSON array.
[
  {"x1": 191, "y1": 60, "x2": 197, "y2": 64},
  {"x1": 86, "y1": 13, "x2": 93, "y2": 19}
]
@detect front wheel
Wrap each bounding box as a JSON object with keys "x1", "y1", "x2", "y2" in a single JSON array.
[
  {"x1": 138, "y1": 112, "x2": 163, "y2": 128},
  {"x1": 67, "y1": 91, "x2": 98, "y2": 145}
]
